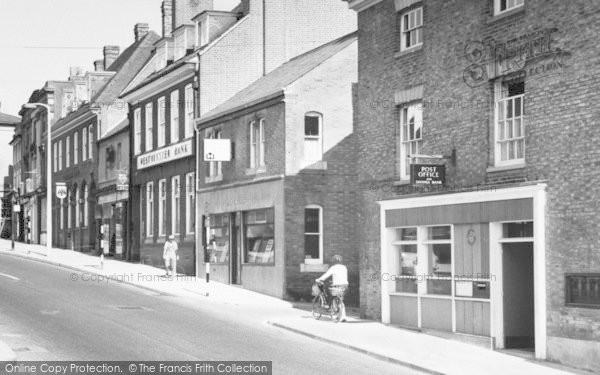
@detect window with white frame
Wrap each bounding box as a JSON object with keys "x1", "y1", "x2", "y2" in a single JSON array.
[
  {"x1": 400, "y1": 7, "x2": 423, "y2": 51},
  {"x1": 82, "y1": 128, "x2": 87, "y2": 162},
  {"x1": 158, "y1": 179, "x2": 167, "y2": 236},
  {"x1": 58, "y1": 140, "x2": 63, "y2": 171},
  {"x1": 73, "y1": 131, "x2": 79, "y2": 165},
  {"x1": 146, "y1": 182, "x2": 154, "y2": 237},
  {"x1": 88, "y1": 125, "x2": 93, "y2": 159},
  {"x1": 206, "y1": 129, "x2": 222, "y2": 178},
  {"x1": 170, "y1": 90, "x2": 179, "y2": 144},
  {"x1": 495, "y1": 80, "x2": 525, "y2": 166},
  {"x1": 171, "y1": 176, "x2": 180, "y2": 235},
  {"x1": 249, "y1": 119, "x2": 265, "y2": 169},
  {"x1": 145, "y1": 103, "x2": 153, "y2": 151},
  {"x1": 494, "y1": 0, "x2": 524, "y2": 15},
  {"x1": 134, "y1": 108, "x2": 141, "y2": 155},
  {"x1": 75, "y1": 187, "x2": 80, "y2": 227},
  {"x1": 83, "y1": 184, "x2": 88, "y2": 227},
  {"x1": 184, "y1": 84, "x2": 194, "y2": 138},
  {"x1": 304, "y1": 205, "x2": 323, "y2": 264},
  {"x1": 398, "y1": 102, "x2": 423, "y2": 180},
  {"x1": 53, "y1": 142, "x2": 58, "y2": 172},
  {"x1": 304, "y1": 113, "x2": 323, "y2": 166},
  {"x1": 66, "y1": 137, "x2": 70, "y2": 168},
  {"x1": 186, "y1": 172, "x2": 195, "y2": 234},
  {"x1": 158, "y1": 97, "x2": 166, "y2": 147}
]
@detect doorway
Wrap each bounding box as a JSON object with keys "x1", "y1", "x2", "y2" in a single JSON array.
[
  {"x1": 230, "y1": 213, "x2": 241, "y2": 285},
  {"x1": 502, "y1": 242, "x2": 534, "y2": 350}
]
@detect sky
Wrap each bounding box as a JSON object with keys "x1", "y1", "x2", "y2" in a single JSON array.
[{"x1": 0, "y1": 0, "x2": 240, "y2": 182}]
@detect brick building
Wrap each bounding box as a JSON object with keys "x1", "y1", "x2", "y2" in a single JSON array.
[
  {"x1": 196, "y1": 33, "x2": 358, "y2": 303},
  {"x1": 346, "y1": 0, "x2": 600, "y2": 370},
  {"x1": 121, "y1": 0, "x2": 356, "y2": 275}
]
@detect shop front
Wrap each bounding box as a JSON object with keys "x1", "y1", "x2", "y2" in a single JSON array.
[
  {"x1": 97, "y1": 191, "x2": 128, "y2": 258},
  {"x1": 378, "y1": 184, "x2": 547, "y2": 359}
]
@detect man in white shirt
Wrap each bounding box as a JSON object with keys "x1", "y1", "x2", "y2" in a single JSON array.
[
  {"x1": 163, "y1": 235, "x2": 179, "y2": 276},
  {"x1": 316, "y1": 254, "x2": 348, "y2": 322}
]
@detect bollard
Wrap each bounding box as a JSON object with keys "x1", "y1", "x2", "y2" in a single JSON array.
[{"x1": 205, "y1": 262, "x2": 210, "y2": 296}]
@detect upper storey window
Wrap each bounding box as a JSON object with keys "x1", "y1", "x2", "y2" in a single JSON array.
[
  {"x1": 494, "y1": 0, "x2": 524, "y2": 15},
  {"x1": 400, "y1": 7, "x2": 423, "y2": 51}
]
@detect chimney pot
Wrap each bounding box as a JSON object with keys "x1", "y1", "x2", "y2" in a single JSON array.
[
  {"x1": 172, "y1": 0, "x2": 213, "y2": 31},
  {"x1": 103, "y1": 45, "x2": 120, "y2": 70},
  {"x1": 134, "y1": 23, "x2": 150, "y2": 42},
  {"x1": 94, "y1": 59, "x2": 105, "y2": 72}
]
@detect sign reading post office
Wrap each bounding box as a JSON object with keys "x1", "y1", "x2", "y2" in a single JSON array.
[{"x1": 411, "y1": 164, "x2": 446, "y2": 185}]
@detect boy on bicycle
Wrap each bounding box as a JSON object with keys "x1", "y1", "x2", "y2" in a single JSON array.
[{"x1": 316, "y1": 254, "x2": 348, "y2": 322}]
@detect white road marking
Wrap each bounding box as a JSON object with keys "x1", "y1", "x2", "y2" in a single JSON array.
[{"x1": 0, "y1": 273, "x2": 19, "y2": 281}]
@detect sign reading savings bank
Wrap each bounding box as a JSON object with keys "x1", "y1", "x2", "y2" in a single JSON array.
[
  {"x1": 137, "y1": 139, "x2": 194, "y2": 170},
  {"x1": 411, "y1": 164, "x2": 446, "y2": 185}
]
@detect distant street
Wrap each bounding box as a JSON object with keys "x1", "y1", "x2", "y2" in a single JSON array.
[{"x1": 0, "y1": 254, "x2": 421, "y2": 374}]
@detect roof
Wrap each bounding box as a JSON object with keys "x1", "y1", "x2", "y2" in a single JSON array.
[
  {"x1": 0, "y1": 112, "x2": 20, "y2": 125},
  {"x1": 92, "y1": 31, "x2": 161, "y2": 104},
  {"x1": 198, "y1": 31, "x2": 358, "y2": 124},
  {"x1": 100, "y1": 117, "x2": 129, "y2": 140}
]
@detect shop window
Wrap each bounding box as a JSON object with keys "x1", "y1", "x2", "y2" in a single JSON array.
[
  {"x1": 244, "y1": 208, "x2": 274, "y2": 264},
  {"x1": 393, "y1": 227, "x2": 418, "y2": 293},
  {"x1": 134, "y1": 108, "x2": 141, "y2": 155},
  {"x1": 170, "y1": 90, "x2": 179, "y2": 144},
  {"x1": 398, "y1": 102, "x2": 422, "y2": 180},
  {"x1": 399, "y1": 7, "x2": 423, "y2": 51},
  {"x1": 566, "y1": 274, "x2": 600, "y2": 308},
  {"x1": 304, "y1": 205, "x2": 322, "y2": 264},
  {"x1": 185, "y1": 173, "x2": 195, "y2": 234},
  {"x1": 426, "y1": 225, "x2": 452, "y2": 295},
  {"x1": 159, "y1": 179, "x2": 167, "y2": 236},
  {"x1": 495, "y1": 80, "x2": 525, "y2": 166},
  {"x1": 146, "y1": 182, "x2": 154, "y2": 237},
  {"x1": 303, "y1": 113, "x2": 323, "y2": 166},
  {"x1": 145, "y1": 103, "x2": 153, "y2": 151},
  {"x1": 158, "y1": 96, "x2": 166, "y2": 147},
  {"x1": 502, "y1": 221, "x2": 533, "y2": 238},
  {"x1": 208, "y1": 213, "x2": 230, "y2": 263},
  {"x1": 494, "y1": 0, "x2": 524, "y2": 15},
  {"x1": 171, "y1": 176, "x2": 180, "y2": 235}
]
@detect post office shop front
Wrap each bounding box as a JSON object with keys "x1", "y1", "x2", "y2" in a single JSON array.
[{"x1": 378, "y1": 184, "x2": 547, "y2": 359}]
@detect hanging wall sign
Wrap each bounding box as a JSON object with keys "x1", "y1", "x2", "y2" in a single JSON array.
[
  {"x1": 410, "y1": 164, "x2": 446, "y2": 185},
  {"x1": 56, "y1": 183, "x2": 67, "y2": 200}
]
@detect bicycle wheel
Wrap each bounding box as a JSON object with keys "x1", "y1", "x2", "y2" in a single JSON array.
[
  {"x1": 331, "y1": 297, "x2": 342, "y2": 323},
  {"x1": 312, "y1": 295, "x2": 323, "y2": 320}
]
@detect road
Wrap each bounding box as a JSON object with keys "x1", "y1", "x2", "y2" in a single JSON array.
[{"x1": 0, "y1": 254, "x2": 421, "y2": 375}]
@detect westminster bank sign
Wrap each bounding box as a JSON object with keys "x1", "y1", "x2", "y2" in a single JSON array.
[{"x1": 137, "y1": 139, "x2": 193, "y2": 170}]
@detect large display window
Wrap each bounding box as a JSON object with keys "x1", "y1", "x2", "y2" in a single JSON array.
[
  {"x1": 244, "y1": 208, "x2": 274, "y2": 264},
  {"x1": 208, "y1": 213, "x2": 230, "y2": 263}
]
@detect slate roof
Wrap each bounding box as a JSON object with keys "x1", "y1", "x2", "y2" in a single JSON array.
[
  {"x1": 92, "y1": 31, "x2": 161, "y2": 104},
  {"x1": 0, "y1": 112, "x2": 20, "y2": 125},
  {"x1": 100, "y1": 118, "x2": 129, "y2": 140},
  {"x1": 198, "y1": 31, "x2": 357, "y2": 124}
]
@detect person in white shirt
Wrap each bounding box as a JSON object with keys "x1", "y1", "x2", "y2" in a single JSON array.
[
  {"x1": 163, "y1": 235, "x2": 179, "y2": 276},
  {"x1": 316, "y1": 254, "x2": 348, "y2": 322}
]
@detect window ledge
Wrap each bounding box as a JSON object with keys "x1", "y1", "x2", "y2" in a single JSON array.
[
  {"x1": 300, "y1": 263, "x2": 329, "y2": 273},
  {"x1": 486, "y1": 163, "x2": 526, "y2": 173},
  {"x1": 393, "y1": 179, "x2": 411, "y2": 186},
  {"x1": 488, "y1": 6, "x2": 525, "y2": 24},
  {"x1": 242, "y1": 263, "x2": 275, "y2": 267},
  {"x1": 245, "y1": 166, "x2": 267, "y2": 176},
  {"x1": 303, "y1": 161, "x2": 328, "y2": 170},
  {"x1": 205, "y1": 175, "x2": 223, "y2": 184},
  {"x1": 394, "y1": 44, "x2": 423, "y2": 59}
]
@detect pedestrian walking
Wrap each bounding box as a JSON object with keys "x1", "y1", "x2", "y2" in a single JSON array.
[{"x1": 163, "y1": 235, "x2": 178, "y2": 276}]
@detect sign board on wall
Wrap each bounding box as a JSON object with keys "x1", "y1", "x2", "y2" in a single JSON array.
[
  {"x1": 56, "y1": 182, "x2": 67, "y2": 200},
  {"x1": 204, "y1": 139, "x2": 231, "y2": 162},
  {"x1": 116, "y1": 173, "x2": 128, "y2": 191},
  {"x1": 137, "y1": 139, "x2": 193, "y2": 170},
  {"x1": 410, "y1": 164, "x2": 446, "y2": 185}
]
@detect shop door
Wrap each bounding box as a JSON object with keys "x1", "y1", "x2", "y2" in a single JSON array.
[
  {"x1": 502, "y1": 242, "x2": 534, "y2": 349},
  {"x1": 230, "y1": 213, "x2": 242, "y2": 285}
]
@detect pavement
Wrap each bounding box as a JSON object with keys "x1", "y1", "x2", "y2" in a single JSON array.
[{"x1": 0, "y1": 239, "x2": 588, "y2": 374}]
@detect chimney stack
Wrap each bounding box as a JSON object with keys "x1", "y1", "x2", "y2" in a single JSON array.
[
  {"x1": 94, "y1": 60, "x2": 105, "y2": 72},
  {"x1": 103, "y1": 45, "x2": 120, "y2": 70},
  {"x1": 162, "y1": 0, "x2": 173, "y2": 37},
  {"x1": 69, "y1": 66, "x2": 84, "y2": 80},
  {"x1": 172, "y1": 0, "x2": 213, "y2": 30},
  {"x1": 134, "y1": 23, "x2": 150, "y2": 42}
]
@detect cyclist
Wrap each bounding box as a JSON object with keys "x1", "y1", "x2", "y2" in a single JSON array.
[{"x1": 316, "y1": 254, "x2": 348, "y2": 322}]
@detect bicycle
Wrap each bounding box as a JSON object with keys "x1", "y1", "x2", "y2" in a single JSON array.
[{"x1": 311, "y1": 280, "x2": 345, "y2": 323}]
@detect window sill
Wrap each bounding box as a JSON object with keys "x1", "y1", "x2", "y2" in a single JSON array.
[
  {"x1": 394, "y1": 44, "x2": 423, "y2": 59},
  {"x1": 205, "y1": 175, "x2": 223, "y2": 184},
  {"x1": 303, "y1": 161, "x2": 328, "y2": 170},
  {"x1": 242, "y1": 262, "x2": 275, "y2": 267},
  {"x1": 393, "y1": 179, "x2": 411, "y2": 186},
  {"x1": 488, "y1": 6, "x2": 525, "y2": 24},
  {"x1": 486, "y1": 163, "x2": 526, "y2": 173},
  {"x1": 245, "y1": 166, "x2": 267, "y2": 176},
  {"x1": 300, "y1": 263, "x2": 329, "y2": 273}
]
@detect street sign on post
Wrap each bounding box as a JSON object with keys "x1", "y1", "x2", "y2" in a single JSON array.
[{"x1": 56, "y1": 182, "x2": 67, "y2": 200}]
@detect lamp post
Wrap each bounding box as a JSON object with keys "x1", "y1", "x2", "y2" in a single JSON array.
[{"x1": 22, "y1": 103, "x2": 52, "y2": 257}]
